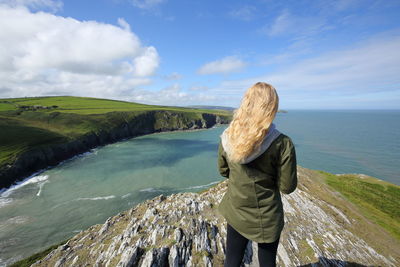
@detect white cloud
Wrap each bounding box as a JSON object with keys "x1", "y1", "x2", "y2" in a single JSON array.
[
  {"x1": 117, "y1": 17, "x2": 131, "y2": 31},
  {"x1": 331, "y1": 0, "x2": 363, "y2": 11},
  {"x1": 163, "y1": 72, "x2": 182, "y2": 80},
  {"x1": 197, "y1": 56, "x2": 246, "y2": 75},
  {"x1": 268, "y1": 9, "x2": 291, "y2": 36},
  {"x1": 131, "y1": 0, "x2": 165, "y2": 9},
  {"x1": 212, "y1": 34, "x2": 400, "y2": 108},
  {"x1": 132, "y1": 47, "x2": 159, "y2": 77},
  {"x1": 264, "y1": 9, "x2": 331, "y2": 39},
  {"x1": 229, "y1": 5, "x2": 256, "y2": 21},
  {"x1": 261, "y1": 35, "x2": 400, "y2": 93},
  {"x1": 1, "y1": 71, "x2": 152, "y2": 99},
  {"x1": 0, "y1": 6, "x2": 160, "y2": 99},
  {"x1": 189, "y1": 85, "x2": 209, "y2": 91},
  {"x1": 0, "y1": 0, "x2": 62, "y2": 12},
  {"x1": 129, "y1": 83, "x2": 216, "y2": 105}
]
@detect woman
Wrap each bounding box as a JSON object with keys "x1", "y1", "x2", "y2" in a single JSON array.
[{"x1": 217, "y1": 82, "x2": 297, "y2": 267}]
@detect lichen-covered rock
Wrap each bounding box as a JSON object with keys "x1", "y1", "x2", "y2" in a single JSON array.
[{"x1": 32, "y1": 167, "x2": 400, "y2": 267}]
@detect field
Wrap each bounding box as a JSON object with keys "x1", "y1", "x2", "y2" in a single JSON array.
[
  {"x1": 0, "y1": 96, "x2": 230, "y2": 115},
  {"x1": 0, "y1": 96, "x2": 231, "y2": 168}
]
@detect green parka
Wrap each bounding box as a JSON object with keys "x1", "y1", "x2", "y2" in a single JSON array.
[{"x1": 217, "y1": 129, "x2": 297, "y2": 243}]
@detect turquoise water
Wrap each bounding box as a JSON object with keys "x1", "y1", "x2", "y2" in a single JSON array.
[{"x1": 0, "y1": 110, "x2": 399, "y2": 265}]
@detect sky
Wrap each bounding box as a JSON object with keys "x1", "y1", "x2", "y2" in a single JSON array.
[{"x1": 0, "y1": 0, "x2": 399, "y2": 109}]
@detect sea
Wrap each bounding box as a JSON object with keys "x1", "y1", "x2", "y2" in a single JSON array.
[{"x1": 0, "y1": 110, "x2": 399, "y2": 265}]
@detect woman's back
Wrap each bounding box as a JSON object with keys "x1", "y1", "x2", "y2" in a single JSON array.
[
  {"x1": 218, "y1": 132, "x2": 297, "y2": 243},
  {"x1": 217, "y1": 82, "x2": 297, "y2": 267}
]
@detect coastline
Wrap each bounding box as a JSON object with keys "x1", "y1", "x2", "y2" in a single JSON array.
[
  {"x1": 0, "y1": 110, "x2": 230, "y2": 190},
  {"x1": 0, "y1": 125, "x2": 228, "y2": 195}
]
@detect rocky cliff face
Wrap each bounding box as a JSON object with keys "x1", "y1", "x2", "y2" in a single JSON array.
[
  {"x1": 32, "y1": 167, "x2": 399, "y2": 267},
  {"x1": 0, "y1": 111, "x2": 229, "y2": 189}
]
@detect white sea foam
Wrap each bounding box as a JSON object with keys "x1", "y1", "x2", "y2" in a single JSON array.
[
  {"x1": 76, "y1": 195, "x2": 115, "y2": 201},
  {"x1": 36, "y1": 181, "x2": 49, "y2": 197},
  {"x1": 78, "y1": 151, "x2": 92, "y2": 161},
  {"x1": 139, "y1": 188, "x2": 166, "y2": 193},
  {"x1": 81, "y1": 151, "x2": 93, "y2": 157},
  {"x1": 50, "y1": 201, "x2": 70, "y2": 210},
  {"x1": 138, "y1": 181, "x2": 220, "y2": 194},
  {"x1": 1, "y1": 175, "x2": 49, "y2": 198},
  {"x1": 183, "y1": 180, "x2": 220, "y2": 190},
  {"x1": 5, "y1": 216, "x2": 30, "y2": 225},
  {"x1": 0, "y1": 216, "x2": 30, "y2": 233},
  {"x1": 51, "y1": 194, "x2": 115, "y2": 210},
  {"x1": 0, "y1": 198, "x2": 13, "y2": 208},
  {"x1": 121, "y1": 193, "x2": 131, "y2": 199}
]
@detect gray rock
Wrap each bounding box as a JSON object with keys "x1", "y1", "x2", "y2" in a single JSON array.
[
  {"x1": 117, "y1": 246, "x2": 143, "y2": 267},
  {"x1": 31, "y1": 167, "x2": 400, "y2": 267}
]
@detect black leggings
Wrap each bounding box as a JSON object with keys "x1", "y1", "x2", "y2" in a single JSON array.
[{"x1": 224, "y1": 224, "x2": 280, "y2": 267}]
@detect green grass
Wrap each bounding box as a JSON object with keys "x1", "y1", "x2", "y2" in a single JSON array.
[
  {"x1": 318, "y1": 171, "x2": 400, "y2": 240},
  {"x1": 0, "y1": 102, "x2": 17, "y2": 111},
  {"x1": 0, "y1": 96, "x2": 231, "y2": 169},
  {"x1": 0, "y1": 118, "x2": 70, "y2": 166},
  {"x1": 0, "y1": 96, "x2": 230, "y2": 115},
  {"x1": 9, "y1": 240, "x2": 68, "y2": 267}
]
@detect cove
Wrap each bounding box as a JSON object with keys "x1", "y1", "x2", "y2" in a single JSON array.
[{"x1": 0, "y1": 126, "x2": 226, "y2": 265}]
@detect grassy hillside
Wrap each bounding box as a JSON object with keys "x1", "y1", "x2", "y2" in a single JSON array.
[
  {"x1": 0, "y1": 96, "x2": 231, "y2": 168},
  {"x1": 318, "y1": 171, "x2": 400, "y2": 241},
  {"x1": 9, "y1": 240, "x2": 68, "y2": 267},
  {"x1": 0, "y1": 96, "x2": 230, "y2": 115}
]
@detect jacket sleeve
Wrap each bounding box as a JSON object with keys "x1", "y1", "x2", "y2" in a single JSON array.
[
  {"x1": 277, "y1": 137, "x2": 297, "y2": 194},
  {"x1": 218, "y1": 142, "x2": 230, "y2": 178}
]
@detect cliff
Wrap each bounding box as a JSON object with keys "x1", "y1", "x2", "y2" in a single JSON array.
[
  {"x1": 29, "y1": 166, "x2": 400, "y2": 267},
  {"x1": 0, "y1": 110, "x2": 230, "y2": 189}
]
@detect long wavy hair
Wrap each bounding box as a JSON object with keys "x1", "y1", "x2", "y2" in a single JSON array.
[{"x1": 225, "y1": 82, "x2": 279, "y2": 163}]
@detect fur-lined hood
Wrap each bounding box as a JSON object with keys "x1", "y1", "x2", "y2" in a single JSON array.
[{"x1": 220, "y1": 123, "x2": 281, "y2": 164}]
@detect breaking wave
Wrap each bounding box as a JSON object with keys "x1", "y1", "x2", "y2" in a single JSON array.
[
  {"x1": 139, "y1": 188, "x2": 168, "y2": 193},
  {"x1": 36, "y1": 181, "x2": 49, "y2": 197},
  {"x1": 76, "y1": 195, "x2": 116, "y2": 201},
  {"x1": 50, "y1": 195, "x2": 116, "y2": 210},
  {"x1": 182, "y1": 180, "x2": 220, "y2": 190},
  {"x1": 1, "y1": 175, "x2": 49, "y2": 198},
  {"x1": 138, "y1": 181, "x2": 220, "y2": 195}
]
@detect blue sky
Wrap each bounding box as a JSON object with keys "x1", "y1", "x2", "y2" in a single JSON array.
[{"x1": 0, "y1": 0, "x2": 399, "y2": 109}]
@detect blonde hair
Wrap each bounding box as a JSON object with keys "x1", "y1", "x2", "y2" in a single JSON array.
[{"x1": 225, "y1": 82, "x2": 279, "y2": 163}]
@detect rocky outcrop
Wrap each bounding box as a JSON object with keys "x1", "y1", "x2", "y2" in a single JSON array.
[
  {"x1": 32, "y1": 167, "x2": 400, "y2": 267},
  {"x1": 0, "y1": 111, "x2": 230, "y2": 189}
]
